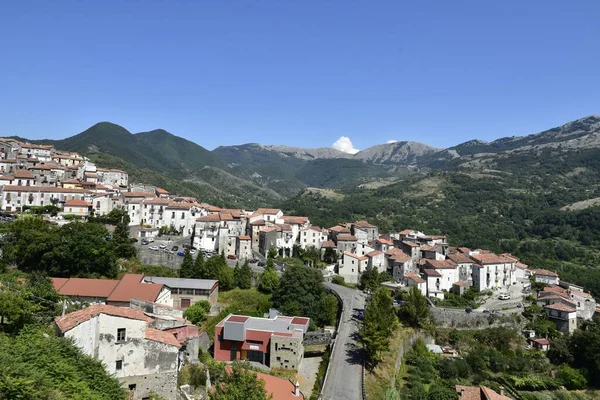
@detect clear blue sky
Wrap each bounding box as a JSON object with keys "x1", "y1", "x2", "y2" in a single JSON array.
[{"x1": 1, "y1": 1, "x2": 599, "y2": 151}]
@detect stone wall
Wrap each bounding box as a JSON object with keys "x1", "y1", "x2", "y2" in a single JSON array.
[
  {"x1": 430, "y1": 308, "x2": 521, "y2": 329},
  {"x1": 121, "y1": 371, "x2": 178, "y2": 400},
  {"x1": 269, "y1": 336, "x2": 303, "y2": 370},
  {"x1": 303, "y1": 331, "x2": 332, "y2": 346}
]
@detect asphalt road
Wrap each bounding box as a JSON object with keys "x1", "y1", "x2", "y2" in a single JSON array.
[{"x1": 321, "y1": 283, "x2": 366, "y2": 400}]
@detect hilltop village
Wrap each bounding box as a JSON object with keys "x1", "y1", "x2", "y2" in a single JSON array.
[{"x1": 1, "y1": 138, "x2": 599, "y2": 400}]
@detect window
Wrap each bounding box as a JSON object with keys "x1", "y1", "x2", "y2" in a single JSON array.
[
  {"x1": 116, "y1": 360, "x2": 123, "y2": 370},
  {"x1": 180, "y1": 298, "x2": 191, "y2": 308},
  {"x1": 128, "y1": 384, "x2": 136, "y2": 391},
  {"x1": 181, "y1": 212, "x2": 185, "y2": 219},
  {"x1": 276, "y1": 356, "x2": 281, "y2": 361},
  {"x1": 117, "y1": 328, "x2": 126, "y2": 342},
  {"x1": 172, "y1": 212, "x2": 175, "y2": 218}
]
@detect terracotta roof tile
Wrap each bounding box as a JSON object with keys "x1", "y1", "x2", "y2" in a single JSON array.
[
  {"x1": 425, "y1": 259, "x2": 457, "y2": 269},
  {"x1": 106, "y1": 274, "x2": 164, "y2": 303},
  {"x1": 55, "y1": 304, "x2": 152, "y2": 333},
  {"x1": 470, "y1": 253, "x2": 514, "y2": 265},
  {"x1": 322, "y1": 240, "x2": 336, "y2": 248},
  {"x1": 376, "y1": 237, "x2": 394, "y2": 246},
  {"x1": 447, "y1": 253, "x2": 473, "y2": 264},
  {"x1": 366, "y1": 250, "x2": 383, "y2": 257},
  {"x1": 399, "y1": 229, "x2": 414, "y2": 235},
  {"x1": 533, "y1": 268, "x2": 559, "y2": 278},
  {"x1": 282, "y1": 216, "x2": 308, "y2": 224},
  {"x1": 405, "y1": 273, "x2": 425, "y2": 283},
  {"x1": 545, "y1": 302, "x2": 576, "y2": 312},
  {"x1": 423, "y1": 269, "x2": 441, "y2": 277},
  {"x1": 53, "y1": 277, "x2": 120, "y2": 298},
  {"x1": 64, "y1": 199, "x2": 92, "y2": 207},
  {"x1": 252, "y1": 208, "x2": 281, "y2": 217},
  {"x1": 337, "y1": 234, "x2": 357, "y2": 241},
  {"x1": 238, "y1": 235, "x2": 251, "y2": 240},
  {"x1": 50, "y1": 277, "x2": 69, "y2": 291},
  {"x1": 145, "y1": 328, "x2": 181, "y2": 347},
  {"x1": 402, "y1": 241, "x2": 420, "y2": 247},
  {"x1": 354, "y1": 220, "x2": 376, "y2": 228},
  {"x1": 344, "y1": 251, "x2": 368, "y2": 261}
]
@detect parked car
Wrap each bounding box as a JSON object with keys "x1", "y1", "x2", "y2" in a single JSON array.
[
  {"x1": 258, "y1": 261, "x2": 265, "y2": 267},
  {"x1": 498, "y1": 293, "x2": 511, "y2": 300},
  {"x1": 130, "y1": 238, "x2": 138, "y2": 243},
  {"x1": 171, "y1": 245, "x2": 179, "y2": 251},
  {"x1": 164, "y1": 248, "x2": 173, "y2": 254},
  {"x1": 159, "y1": 244, "x2": 167, "y2": 249},
  {"x1": 227, "y1": 254, "x2": 236, "y2": 260},
  {"x1": 177, "y1": 251, "x2": 185, "y2": 257},
  {"x1": 249, "y1": 258, "x2": 258, "y2": 263},
  {"x1": 141, "y1": 240, "x2": 149, "y2": 245},
  {"x1": 189, "y1": 249, "x2": 196, "y2": 255},
  {"x1": 516, "y1": 302, "x2": 523, "y2": 308},
  {"x1": 482, "y1": 309, "x2": 490, "y2": 314},
  {"x1": 465, "y1": 308, "x2": 472, "y2": 313},
  {"x1": 147, "y1": 238, "x2": 154, "y2": 243},
  {"x1": 149, "y1": 246, "x2": 159, "y2": 251}
]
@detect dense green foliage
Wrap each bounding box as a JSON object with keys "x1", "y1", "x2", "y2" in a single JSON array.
[
  {"x1": 272, "y1": 264, "x2": 338, "y2": 328},
  {"x1": 234, "y1": 260, "x2": 253, "y2": 290},
  {"x1": 0, "y1": 217, "x2": 124, "y2": 278},
  {"x1": 398, "y1": 287, "x2": 431, "y2": 328},
  {"x1": 183, "y1": 300, "x2": 211, "y2": 325},
  {"x1": 210, "y1": 362, "x2": 271, "y2": 400},
  {"x1": 0, "y1": 327, "x2": 126, "y2": 399},
  {"x1": 258, "y1": 258, "x2": 279, "y2": 294},
  {"x1": 360, "y1": 287, "x2": 399, "y2": 369}
]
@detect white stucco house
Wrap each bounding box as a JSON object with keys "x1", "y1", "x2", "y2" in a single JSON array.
[
  {"x1": 339, "y1": 251, "x2": 368, "y2": 284},
  {"x1": 55, "y1": 304, "x2": 181, "y2": 400},
  {"x1": 533, "y1": 269, "x2": 560, "y2": 285}
]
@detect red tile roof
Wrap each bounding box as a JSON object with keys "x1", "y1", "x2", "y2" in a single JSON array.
[
  {"x1": 344, "y1": 251, "x2": 368, "y2": 261},
  {"x1": 107, "y1": 274, "x2": 164, "y2": 303},
  {"x1": 366, "y1": 250, "x2": 383, "y2": 257},
  {"x1": 453, "y1": 280, "x2": 469, "y2": 287},
  {"x1": 402, "y1": 241, "x2": 420, "y2": 247},
  {"x1": 64, "y1": 199, "x2": 92, "y2": 207},
  {"x1": 515, "y1": 262, "x2": 529, "y2": 269},
  {"x1": 145, "y1": 328, "x2": 181, "y2": 348},
  {"x1": 425, "y1": 259, "x2": 457, "y2": 269},
  {"x1": 322, "y1": 240, "x2": 336, "y2": 248},
  {"x1": 197, "y1": 214, "x2": 221, "y2": 222},
  {"x1": 222, "y1": 366, "x2": 304, "y2": 400},
  {"x1": 533, "y1": 268, "x2": 559, "y2": 278},
  {"x1": 376, "y1": 237, "x2": 394, "y2": 246},
  {"x1": 399, "y1": 229, "x2": 414, "y2": 235},
  {"x1": 337, "y1": 234, "x2": 357, "y2": 241},
  {"x1": 329, "y1": 225, "x2": 351, "y2": 233},
  {"x1": 282, "y1": 216, "x2": 308, "y2": 224},
  {"x1": 447, "y1": 253, "x2": 473, "y2": 264},
  {"x1": 405, "y1": 273, "x2": 425, "y2": 283},
  {"x1": 457, "y1": 247, "x2": 471, "y2": 253},
  {"x1": 354, "y1": 220, "x2": 376, "y2": 228},
  {"x1": 545, "y1": 302, "x2": 576, "y2": 313},
  {"x1": 155, "y1": 188, "x2": 169, "y2": 194},
  {"x1": 53, "y1": 278, "x2": 120, "y2": 298},
  {"x1": 531, "y1": 338, "x2": 550, "y2": 346},
  {"x1": 470, "y1": 253, "x2": 514, "y2": 265},
  {"x1": 50, "y1": 277, "x2": 69, "y2": 291},
  {"x1": 423, "y1": 269, "x2": 442, "y2": 277},
  {"x1": 252, "y1": 208, "x2": 282, "y2": 217},
  {"x1": 238, "y1": 235, "x2": 251, "y2": 240},
  {"x1": 55, "y1": 304, "x2": 152, "y2": 333}
]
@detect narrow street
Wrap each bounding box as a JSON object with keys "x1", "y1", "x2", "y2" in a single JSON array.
[{"x1": 321, "y1": 283, "x2": 365, "y2": 400}]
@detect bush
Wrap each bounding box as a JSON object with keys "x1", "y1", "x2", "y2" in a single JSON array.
[
  {"x1": 332, "y1": 276, "x2": 345, "y2": 285},
  {"x1": 556, "y1": 364, "x2": 587, "y2": 390}
]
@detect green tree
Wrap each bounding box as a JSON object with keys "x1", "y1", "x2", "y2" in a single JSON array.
[
  {"x1": 398, "y1": 287, "x2": 430, "y2": 328},
  {"x1": 179, "y1": 252, "x2": 195, "y2": 278},
  {"x1": 0, "y1": 326, "x2": 126, "y2": 399},
  {"x1": 360, "y1": 267, "x2": 380, "y2": 293},
  {"x1": 318, "y1": 293, "x2": 339, "y2": 327},
  {"x1": 272, "y1": 264, "x2": 328, "y2": 322},
  {"x1": 211, "y1": 362, "x2": 272, "y2": 400},
  {"x1": 194, "y1": 252, "x2": 207, "y2": 278},
  {"x1": 359, "y1": 287, "x2": 399, "y2": 369},
  {"x1": 383, "y1": 387, "x2": 400, "y2": 400},
  {"x1": 556, "y1": 364, "x2": 587, "y2": 390},
  {"x1": 0, "y1": 289, "x2": 39, "y2": 332},
  {"x1": 569, "y1": 318, "x2": 600, "y2": 386},
  {"x1": 323, "y1": 247, "x2": 338, "y2": 264},
  {"x1": 237, "y1": 260, "x2": 253, "y2": 290},
  {"x1": 205, "y1": 255, "x2": 234, "y2": 291},
  {"x1": 183, "y1": 300, "x2": 211, "y2": 325},
  {"x1": 427, "y1": 383, "x2": 456, "y2": 400},
  {"x1": 258, "y1": 259, "x2": 279, "y2": 294},
  {"x1": 267, "y1": 248, "x2": 278, "y2": 260},
  {"x1": 111, "y1": 220, "x2": 136, "y2": 259}
]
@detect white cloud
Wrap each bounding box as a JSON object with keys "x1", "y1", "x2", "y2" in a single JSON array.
[
  {"x1": 332, "y1": 136, "x2": 359, "y2": 154},
  {"x1": 387, "y1": 140, "x2": 397, "y2": 144}
]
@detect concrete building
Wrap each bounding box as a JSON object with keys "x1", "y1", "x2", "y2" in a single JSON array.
[
  {"x1": 423, "y1": 269, "x2": 444, "y2": 299},
  {"x1": 1, "y1": 185, "x2": 92, "y2": 212},
  {"x1": 533, "y1": 269, "x2": 560, "y2": 285},
  {"x1": 96, "y1": 168, "x2": 128, "y2": 187},
  {"x1": 299, "y1": 226, "x2": 328, "y2": 250},
  {"x1": 351, "y1": 220, "x2": 379, "y2": 242},
  {"x1": 62, "y1": 199, "x2": 92, "y2": 217},
  {"x1": 470, "y1": 253, "x2": 515, "y2": 292},
  {"x1": 422, "y1": 259, "x2": 459, "y2": 295},
  {"x1": 338, "y1": 251, "x2": 368, "y2": 284},
  {"x1": 366, "y1": 250, "x2": 386, "y2": 273},
  {"x1": 544, "y1": 302, "x2": 577, "y2": 333},
  {"x1": 237, "y1": 235, "x2": 253, "y2": 260},
  {"x1": 403, "y1": 273, "x2": 427, "y2": 296},
  {"x1": 55, "y1": 304, "x2": 180, "y2": 400},
  {"x1": 142, "y1": 277, "x2": 219, "y2": 309},
  {"x1": 336, "y1": 234, "x2": 358, "y2": 253},
  {"x1": 214, "y1": 314, "x2": 310, "y2": 369}
]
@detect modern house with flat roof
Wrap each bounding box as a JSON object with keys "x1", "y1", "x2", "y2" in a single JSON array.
[
  {"x1": 142, "y1": 277, "x2": 219, "y2": 309},
  {"x1": 214, "y1": 314, "x2": 310, "y2": 369}
]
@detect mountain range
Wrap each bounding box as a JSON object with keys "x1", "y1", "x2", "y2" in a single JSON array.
[{"x1": 8, "y1": 115, "x2": 600, "y2": 208}]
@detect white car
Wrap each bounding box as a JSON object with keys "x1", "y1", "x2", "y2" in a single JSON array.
[
  {"x1": 147, "y1": 238, "x2": 155, "y2": 243},
  {"x1": 149, "y1": 245, "x2": 159, "y2": 251},
  {"x1": 189, "y1": 249, "x2": 196, "y2": 255},
  {"x1": 159, "y1": 244, "x2": 167, "y2": 249},
  {"x1": 498, "y1": 293, "x2": 511, "y2": 300}
]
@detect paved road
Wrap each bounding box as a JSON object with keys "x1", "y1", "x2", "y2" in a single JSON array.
[{"x1": 321, "y1": 283, "x2": 366, "y2": 400}]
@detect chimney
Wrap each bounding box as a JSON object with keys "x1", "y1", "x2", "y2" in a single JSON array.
[
  {"x1": 294, "y1": 381, "x2": 300, "y2": 397},
  {"x1": 459, "y1": 389, "x2": 465, "y2": 398},
  {"x1": 499, "y1": 386, "x2": 505, "y2": 396}
]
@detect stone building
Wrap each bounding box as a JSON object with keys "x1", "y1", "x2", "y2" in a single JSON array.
[{"x1": 55, "y1": 304, "x2": 181, "y2": 400}]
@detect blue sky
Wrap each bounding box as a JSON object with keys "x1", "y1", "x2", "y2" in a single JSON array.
[{"x1": 0, "y1": 1, "x2": 599, "y2": 152}]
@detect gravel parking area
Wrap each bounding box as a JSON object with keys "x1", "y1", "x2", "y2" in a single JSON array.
[
  {"x1": 298, "y1": 355, "x2": 322, "y2": 398},
  {"x1": 475, "y1": 282, "x2": 526, "y2": 312}
]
